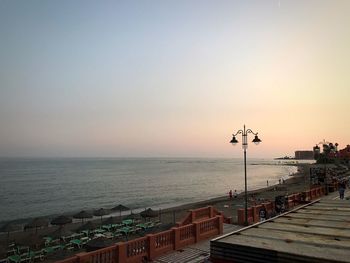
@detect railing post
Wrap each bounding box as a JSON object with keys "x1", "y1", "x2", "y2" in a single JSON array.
[
  {"x1": 194, "y1": 222, "x2": 200, "y2": 242},
  {"x1": 209, "y1": 206, "x2": 214, "y2": 218},
  {"x1": 147, "y1": 234, "x2": 156, "y2": 261},
  {"x1": 76, "y1": 252, "x2": 88, "y2": 263},
  {"x1": 172, "y1": 227, "x2": 180, "y2": 250},
  {"x1": 252, "y1": 205, "x2": 262, "y2": 223},
  {"x1": 116, "y1": 242, "x2": 127, "y2": 263},
  {"x1": 190, "y1": 209, "x2": 195, "y2": 223},
  {"x1": 237, "y1": 208, "x2": 245, "y2": 225},
  {"x1": 217, "y1": 215, "x2": 223, "y2": 235}
]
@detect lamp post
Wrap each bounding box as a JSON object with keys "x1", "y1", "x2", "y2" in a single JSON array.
[{"x1": 230, "y1": 125, "x2": 261, "y2": 226}]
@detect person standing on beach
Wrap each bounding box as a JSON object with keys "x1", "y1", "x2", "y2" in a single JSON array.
[
  {"x1": 267, "y1": 180, "x2": 269, "y2": 187},
  {"x1": 229, "y1": 190, "x2": 233, "y2": 200},
  {"x1": 339, "y1": 181, "x2": 346, "y2": 200},
  {"x1": 259, "y1": 207, "x2": 267, "y2": 222},
  {"x1": 234, "y1": 190, "x2": 238, "y2": 198}
]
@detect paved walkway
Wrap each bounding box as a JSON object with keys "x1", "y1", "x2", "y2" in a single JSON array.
[
  {"x1": 153, "y1": 223, "x2": 241, "y2": 263},
  {"x1": 154, "y1": 188, "x2": 350, "y2": 263}
]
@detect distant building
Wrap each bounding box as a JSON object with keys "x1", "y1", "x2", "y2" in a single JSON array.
[
  {"x1": 338, "y1": 145, "x2": 350, "y2": 162},
  {"x1": 295, "y1": 150, "x2": 314, "y2": 160}
]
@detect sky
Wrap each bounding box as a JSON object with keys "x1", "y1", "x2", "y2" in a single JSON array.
[{"x1": 0, "y1": 0, "x2": 349, "y2": 158}]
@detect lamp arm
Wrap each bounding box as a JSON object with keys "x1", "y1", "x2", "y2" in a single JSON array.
[
  {"x1": 232, "y1": 130, "x2": 243, "y2": 137},
  {"x1": 246, "y1": 129, "x2": 258, "y2": 136}
]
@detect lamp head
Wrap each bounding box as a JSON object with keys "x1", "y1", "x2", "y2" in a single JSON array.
[
  {"x1": 252, "y1": 135, "x2": 261, "y2": 145},
  {"x1": 230, "y1": 135, "x2": 239, "y2": 145}
]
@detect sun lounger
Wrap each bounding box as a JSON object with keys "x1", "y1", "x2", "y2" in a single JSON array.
[
  {"x1": 102, "y1": 225, "x2": 113, "y2": 231},
  {"x1": 93, "y1": 233, "x2": 105, "y2": 238},
  {"x1": 80, "y1": 230, "x2": 90, "y2": 237},
  {"x1": 6, "y1": 250, "x2": 16, "y2": 257},
  {"x1": 110, "y1": 223, "x2": 122, "y2": 230},
  {"x1": 103, "y1": 232, "x2": 114, "y2": 239},
  {"x1": 92, "y1": 228, "x2": 106, "y2": 234},
  {"x1": 7, "y1": 255, "x2": 20, "y2": 263},
  {"x1": 119, "y1": 226, "x2": 129, "y2": 235},
  {"x1": 122, "y1": 219, "x2": 133, "y2": 226},
  {"x1": 112, "y1": 232, "x2": 122, "y2": 239},
  {"x1": 16, "y1": 247, "x2": 29, "y2": 256},
  {"x1": 32, "y1": 250, "x2": 44, "y2": 262},
  {"x1": 43, "y1": 237, "x2": 52, "y2": 247},
  {"x1": 0, "y1": 258, "x2": 8, "y2": 263},
  {"x1": 8, "y1": 254, "x2": 31, "y2": 263},
  {"x1": 69, "y1": 239, "x2": 82, "y2": 249},
  {"x1": 43, "y1": 245, "x2": 63, "y2": 255}
]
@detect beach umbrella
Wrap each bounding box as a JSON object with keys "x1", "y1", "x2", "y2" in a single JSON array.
[
  {"x1": 51, "y1": 215, "x2": 72, "y2": 237},
  {"x1": 25, "y1": 217, "x2": 49, "y2": 233},
  {"x1": 51, "y1": 215, "x2": 72, "y2": 226},
  {"x1": 0, "y1": 223, "x2": 22, "y2": 239},
  {"x1": 85, "y1": 237, "x2": 114, "y2": 252},
  {"x1": 73, "y1": 210, "x2": 93, "y2": 223},
  {"x1": 112, "y1": 204, "x2": 130, "y2": 217},
  {"x1": 140, "y1": 208, "x2": 158, "y2": 219},
  {"x1": 93, "y1": 208, "x2": 110, "y2": 222}
]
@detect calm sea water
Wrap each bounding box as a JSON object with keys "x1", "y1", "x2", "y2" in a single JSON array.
[{"x1": 0, "y1": 158, "x2": 302, "y2": 224}]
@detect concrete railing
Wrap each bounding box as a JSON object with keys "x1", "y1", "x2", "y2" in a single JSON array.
[
  {"x1": 57, "y1": 210, "x2": 223, "y2": 263},
  {"x1": 177, "y1": 205, "x2": 229, "y2": 226},
  {"x1": 237, "y1": 186, "x2": 327, "y2": 225}
]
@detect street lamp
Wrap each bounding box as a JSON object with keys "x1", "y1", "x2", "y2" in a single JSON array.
[{"x1": 230, "y1": 125, "x2": 261, "y2": 226}]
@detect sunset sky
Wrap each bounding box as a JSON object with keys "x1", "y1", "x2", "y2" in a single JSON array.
[{"x1": 0, "y1": 0, "x2": 349, "y2": 158}]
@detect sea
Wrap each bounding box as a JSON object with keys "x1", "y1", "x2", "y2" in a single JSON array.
[{"x1": 0, "y1": 158, "x2": 309, "y2": 224}]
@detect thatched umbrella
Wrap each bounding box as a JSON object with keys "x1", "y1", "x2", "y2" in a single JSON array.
[
  {"x1": 0, "y1": 223, "x2": 22, "y2": 239},
  {"x1": 51, "y1": 215, "x2": 72, "y2": 226},
  {"x1": 140, "y1": 208, "x2": 158, "y2": 220},
  {"x1": 85, "y1": 237, "x2": 114, "y2": 252},
  {"x1": 51, "y1": 215, "x2": 72, "y2": 237},
  {"x1": 112, "y1": 204, "x2": 130, "y2": 217},
  {"x1": 25, "y1": 217, "x2": 49, "y2": 233},
  {"x1": 93, "y1": 208, "x2": 110, "y2": 223},
  {"x1": 73, "y1": 210, "x2": 93, "y2": 223}
]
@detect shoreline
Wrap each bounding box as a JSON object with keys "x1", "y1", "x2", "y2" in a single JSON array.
[
  {"x1": 0, "y1": 163, "x2": 305, "y2": 226},
  {"x1": 0, "y1": 165, "x2": 310, "y2": 245}
]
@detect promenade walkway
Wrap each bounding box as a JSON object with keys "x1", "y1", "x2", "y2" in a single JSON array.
[
  {"x1": 153, "y1": 187, "x2": 350, "y2": 263},
  {"x1": 211, "y1": 189, "x2": 350, "y2": 263},
  {"x1": 153, "y1": 223, "x2": 241, "y2": 263}
]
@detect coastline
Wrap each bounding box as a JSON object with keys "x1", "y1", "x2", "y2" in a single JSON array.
[{"x1": 0, "y1": 164, "x2": 310, "y2": 246}]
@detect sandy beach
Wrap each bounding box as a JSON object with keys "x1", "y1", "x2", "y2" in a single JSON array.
[
  {"x1": 2, "y1": 162, "x2": 350, "y2": 262},
  {"x1": 0, "y1": 164, "x2": 311, "y2": 253}
]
